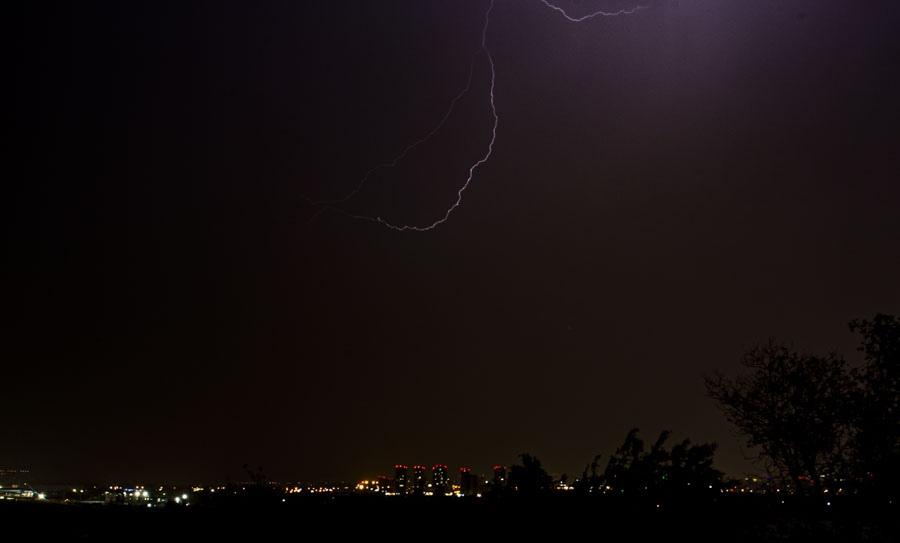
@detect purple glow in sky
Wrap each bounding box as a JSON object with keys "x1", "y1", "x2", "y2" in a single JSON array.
[{"x1": 309, "y1": 0, "x2": 649, "y2": 231}]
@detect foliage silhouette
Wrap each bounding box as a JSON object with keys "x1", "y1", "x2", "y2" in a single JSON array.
[
  {"x1": 577, "y1": 428, "x2": 723, "y2": 500},
  {"x1": 848, "y1": 314, "x2": 899, "y2": 500},
  {"x1": 705, "y1": 314, "x2": 899, "y2": 498},
  {"x1": 507, "y1": 453, "x2": 552, "y2": 497},
  {"x1": 704, "y1": 341, "x2": 853, "y2": 495}
]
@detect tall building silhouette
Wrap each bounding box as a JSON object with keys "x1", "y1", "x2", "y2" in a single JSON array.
[
  {"x1": 459, "y1": 467, "x2": 479, "y2": 496},
  {"x1": 393, "y1": 464, "x2": 409, "y2": 495},
  {"x1": 432, "y1": 464, "x2": 450, "y2": 496},
  {"x1": 492, "y1": 465, "x2": 507, "y2": 491},
  {"x1": 412, "y1": 465, "x2": 427, "y2": 495}
]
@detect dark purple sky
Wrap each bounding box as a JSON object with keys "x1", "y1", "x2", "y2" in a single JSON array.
[{"x1": 7, "y1": 0, "x2": 900, "y2": 483}]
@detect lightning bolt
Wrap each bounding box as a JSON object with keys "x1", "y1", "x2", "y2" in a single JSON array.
[
  {"x1": 309, "y1": 56, "x2": 479, "y2": 208},
  {"x1": 538, "y1": 0, "x2": 649, "y2": 22},
  {"x1": 307, "y1": 0, "x2": 648, "y2": 231}
]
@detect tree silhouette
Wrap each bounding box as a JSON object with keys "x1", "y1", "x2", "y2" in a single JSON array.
[
  {"x1": 848, "y1": 314, "x2": 899, "y2": 499},
  {"x1": 578, "y1": 453, "x2": 604, "y2": 496},
  {"x1": 603, "y1": 428, "x2": 647, "y2": 495},
  {"x1": 242, "y1": 463, "x2": 267, "y2": 485},
  {"x1": 705, "y1": 341, "x2": 855, "y2": 495},
  {"x1": 598, "y1": 428, "x2": 722, "y2": 499},
  {"x1": 706, "y1": 315, "x2": 900, "y2": 499},
  {"x1": 507, "y1": 453, "x2": 552, "y2": 497}
]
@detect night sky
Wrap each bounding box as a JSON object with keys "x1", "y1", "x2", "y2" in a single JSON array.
[{"x1": 7, "y1": 0, "x2": 900, "y2": 484}]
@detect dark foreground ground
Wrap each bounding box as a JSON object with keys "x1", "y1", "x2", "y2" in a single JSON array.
[{"x1": 1, "y1": 496, "x2": 897, "y2": 542}]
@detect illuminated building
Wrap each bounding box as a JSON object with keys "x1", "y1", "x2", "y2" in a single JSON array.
[
  {"x1": 412, "y1": 465, "x2": 427, "y2": 495},
  {"x1": 432, "y1": 464, "x2": 450, "y2": 496},
  {"x1": 492, "y1": 465, "x2": 507, "y2": 490},
  {"x1": 459, "y1": 467, "x2": 479, "y2": 496},
  {"x1": 393, "y1": 465, "x2": 409, "y2": 495}
]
